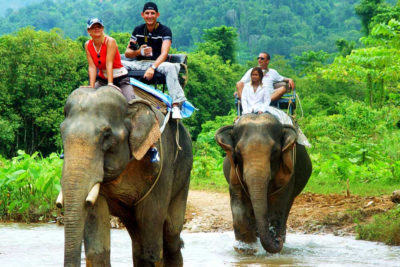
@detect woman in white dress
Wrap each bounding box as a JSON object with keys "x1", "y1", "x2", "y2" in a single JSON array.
[{"x1": 241, "y1": 67, "x2": 274, "y2": 115}]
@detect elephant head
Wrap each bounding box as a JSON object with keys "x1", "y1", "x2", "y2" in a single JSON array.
[
  {"x1": 59, "y1": 86, "x2": 160, "y2": 266},
  {"x1": 215, "y1": 113, "x2": 297, "y2": 253}
]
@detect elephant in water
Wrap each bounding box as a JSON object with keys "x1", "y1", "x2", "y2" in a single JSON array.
[
  {"x1": 215, "y1": 113, "x2": 312, "y2": 254},
  {"x1": 58, "y1": 86, "x2": 192, "y2": 266}
]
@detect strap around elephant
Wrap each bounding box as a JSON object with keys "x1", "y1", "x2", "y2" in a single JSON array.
[{"x1": 134, "y1": 135, "x2": 163, "y2": 206}]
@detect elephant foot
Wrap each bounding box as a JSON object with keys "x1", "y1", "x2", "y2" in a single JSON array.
[
  {"x1": 85, "y1": 255, "x2": 111, "y2": 267},
  {"x1": 233, "y1": 240, "x2": 260, "y2": 255}
]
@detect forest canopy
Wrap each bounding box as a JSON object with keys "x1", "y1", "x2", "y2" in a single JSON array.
[{"x1": 0, "y1": 0, "x2": 368, "y2": 62}]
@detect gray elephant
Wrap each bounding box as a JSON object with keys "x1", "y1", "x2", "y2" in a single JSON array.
[
  {"x1": 215, "y1": 113, "x2": 312, "y2": 253},
  {"x1": 57, "y1": 86, "x2": 192, "y2": 266}
]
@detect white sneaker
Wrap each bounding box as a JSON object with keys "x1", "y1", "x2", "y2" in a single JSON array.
[{"x1": 172, "y1": 106, "x2": 182, "y2": 119}]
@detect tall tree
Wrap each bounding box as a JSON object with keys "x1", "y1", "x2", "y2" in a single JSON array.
[
  {"x1": 197, "y1": 26, "x2": 238, "y2": 63},
  {"x1": 0, "y1": 28, "x2": 87, "y2": 157},
  {"x1": 355, "y1": 0, "x2": 385, "y2": 35}
]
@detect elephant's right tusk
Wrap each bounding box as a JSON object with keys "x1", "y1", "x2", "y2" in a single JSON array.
[
  {"x1": 56, "y1": 191, "x2": 63, "y2": 209},
  {"x1": 86, "y1": 183, "x2": 100, "y2": 207}
]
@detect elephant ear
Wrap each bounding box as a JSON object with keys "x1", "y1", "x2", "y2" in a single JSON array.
[
  {"x1": 215, "y1": 125, "x2": 240, "y2": 184},
  {"x1": 215, "y1": 125, "x2": 234, "y2": 152},
  {"x1": 127, "y1": 99, "x2": 161, "y2": 160},
  {"x1": 274, "y1": 125, "x2": 297, "y2": 188}
]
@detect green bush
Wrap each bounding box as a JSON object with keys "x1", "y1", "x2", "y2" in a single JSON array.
[
  {"x1": 0, "y1": 151, "x2": 62, "y2": 222},
  {"x1": 357, "y1": 205, "x2": 400, "y2": 245},
  {"x1": 302, "y1": 101, "x2": 400, "y2": 195},
  {"x1": 190, "y1": 112, "x2": 236, "y2": 191}
]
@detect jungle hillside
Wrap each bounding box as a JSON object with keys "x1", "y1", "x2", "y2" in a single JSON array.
[{"x1": 0, "y1": 0, "x2": 399, "y2": 244}]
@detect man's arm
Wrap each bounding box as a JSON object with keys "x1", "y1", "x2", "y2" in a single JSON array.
[
  {"x1": 235, "y1": 81, "x2": 244, "y2": 99},
  {"x1": 235, "y1": 68, "x2": 251, "y2": 99},
  {"x1": 143, "y1": 39, "x2": 170, "y2": 80},
  {"x1": 283, "y1": 77, "x2": 295, "y2": 90}
]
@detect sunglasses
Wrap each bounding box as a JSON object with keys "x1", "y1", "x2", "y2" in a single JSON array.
[
  {"x1": 257, "y1": 57, "x2": 266, "y2": 60},
  {"x1": 97, "y1": 53, "x2": 101, "y2": 65}
]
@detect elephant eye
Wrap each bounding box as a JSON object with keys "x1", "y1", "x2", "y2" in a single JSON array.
[{"x1": 102, "y1": 131, "x2": 115, "y2": 151}]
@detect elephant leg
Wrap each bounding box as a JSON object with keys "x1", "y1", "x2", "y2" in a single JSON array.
[
  {"x1": 126, "y1": 202, "x2": 165, "y2": 266},
  {"x1": 163, "y1": 181, "x2": 189, "y2": 267},
  {"x1": 83, "y1": 195, "x2": 111, "y2": 267},
  {"x1": 230, "y1": 184, "x2": 257, "y2": 243},
  {"x1": 119, "y1": 215, "x2": 143, "y2": 267}
]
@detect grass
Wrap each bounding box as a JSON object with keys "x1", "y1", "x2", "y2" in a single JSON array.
[
  {"x1": 304, "y1": 178, "x2": 400, "y2": 196},
  {"x1": 357, "y1": 205, "x2": 400, "y2": 245}
]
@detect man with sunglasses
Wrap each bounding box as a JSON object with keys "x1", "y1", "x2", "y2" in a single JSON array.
[
  {"x1": 124, "y1": 2, "x2": 186, "y2": 119},
  {"x1": 235, "y1": 52, "x2": 295, "y2": 102}
]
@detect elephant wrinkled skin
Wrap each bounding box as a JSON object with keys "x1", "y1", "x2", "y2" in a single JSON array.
[
  {"x1": 59, "y1": 86, "x2": 192, "y2": 267},
  {"x1": 215, "y1": 113, "x2": 312, "y2": 254}
]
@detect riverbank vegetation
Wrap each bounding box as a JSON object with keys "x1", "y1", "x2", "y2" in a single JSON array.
[{"x1": 0, "y1": 0, "x2": 399, "y2": 245}]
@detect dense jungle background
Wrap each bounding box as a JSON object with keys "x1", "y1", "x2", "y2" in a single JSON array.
[{"x1": 0, "y1": 0, "x2": 399, "y2": 244}]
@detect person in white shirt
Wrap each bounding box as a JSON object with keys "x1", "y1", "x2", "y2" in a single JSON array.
[
  {"x1": 235, "y1": 52, "x2": 295, "y2": 102},
  {"x1": 241, "y1": 67, "x2": 274, "y2": 114}
]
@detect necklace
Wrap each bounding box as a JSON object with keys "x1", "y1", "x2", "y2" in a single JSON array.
[{"x1": 92, "y1": 37, "x2": 105, "y2": 56}]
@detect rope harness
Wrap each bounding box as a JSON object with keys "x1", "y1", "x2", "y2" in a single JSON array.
[
  {"x1": 134, "y1": 111, "x2": 182, "y2": 206},
  {"x1": 134, "y1": 135, "x2": 163, "y2": 206}
]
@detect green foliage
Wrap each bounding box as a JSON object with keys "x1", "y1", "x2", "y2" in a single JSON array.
[
  {"x1": 183, "y1": 51, "x2": 243, "y2": 138},
  {"x1": 357, "y1": 205, "x2": 400, "y2": 245},
  {"x1": 302, "y1": 101, "x2": 400, "y2": 195},
  {"x1": 293, "y1": 50, "x2": 331, "y2": 76},
  {"x1": 109, "y1": 32, "x2": 131, "y2": 54},
  {"x1": 190, "y1": 112, "x2": 236, "y2": 191},
  {"x1": 336, "y1": 38, "x2": 356, "y2": 57},
  {"x1": 0, "y1": 151, "x2": 62, "y2": 222},
  {"x1": 197, "y1": 26, "x2": 238, "y2": 63},
  {"x1": 0, "y1": 27, "x2": 87, "y2": 157},
  {"x1": 355, "y1": 0, "x2": 385, "y2": 35},
  {"x1": 0, "y1": 0, "x2": 364, "y2": 62}
]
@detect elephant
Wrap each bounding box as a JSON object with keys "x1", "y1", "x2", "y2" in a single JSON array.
[
  {"x1": 215, "y1": 113, "x2": 312, "y2": 254},
  {"x1": 57, "y1": 86, "x2": 192, "y2": 267}
]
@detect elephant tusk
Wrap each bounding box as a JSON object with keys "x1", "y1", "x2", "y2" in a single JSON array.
[
  {"x1": 86, "y1": 183, "x2": 100, "y2": 207},
  {"x1": 56, "y1": 190, "x2": 63, "y2": 209}
]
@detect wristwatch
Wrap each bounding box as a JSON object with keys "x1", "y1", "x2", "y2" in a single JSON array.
[{"x1": 151, "y1": 64, "x2": 157, "y2": 70}]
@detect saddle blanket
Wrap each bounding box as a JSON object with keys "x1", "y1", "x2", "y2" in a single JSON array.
[{"x1": 130, "y1": 78, "x2": 196, "y2": 118}]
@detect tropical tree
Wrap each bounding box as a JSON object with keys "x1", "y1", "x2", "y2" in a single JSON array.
[
  {"x1": 196, "y1": 25, "x2": 238, "y2": 63},
  {"x1": 0, "y1": 27, "x2": 87, "y2": 157},
  {"x1": 320, "y1": 19, "x2": 400, "y2": 108}
]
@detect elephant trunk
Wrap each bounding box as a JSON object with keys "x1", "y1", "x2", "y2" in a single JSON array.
[
  {"x1": 245, "y1": 165, "x2": 283, "y2": 253},
  {"x1": 63, "y1": 191, "x2": 86, "y2": 267},
  {"x1": 61, "y1": 148, "x2": 104, "y2": 267}
]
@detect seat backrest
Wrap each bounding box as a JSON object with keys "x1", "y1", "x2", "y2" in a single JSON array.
[
  {"x1": 120, "y1": 54, "x2": 187, "y2": 64},
  {"x1": 166, "y1": 54, "x2": 187, "y2": 64}
]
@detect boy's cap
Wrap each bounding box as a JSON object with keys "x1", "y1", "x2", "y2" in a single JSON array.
[{"x1": 143, "y1": 2, "x2": 158, "y2": 12}]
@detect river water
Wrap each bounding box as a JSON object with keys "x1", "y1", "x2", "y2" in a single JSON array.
[{"x1": 0, "y1": 223, "x2": 399, "y2": 267}]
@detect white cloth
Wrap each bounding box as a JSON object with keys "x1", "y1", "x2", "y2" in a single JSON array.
[
  {"x1": 264, "y1": 106, "x2": 311, "y2": 147},
  {"x1": 241, "y1": 82, "x2": 274, "y2": 114},
  {"x1": 240, "y1": 68, "x2": 284, "y2": 92}
]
